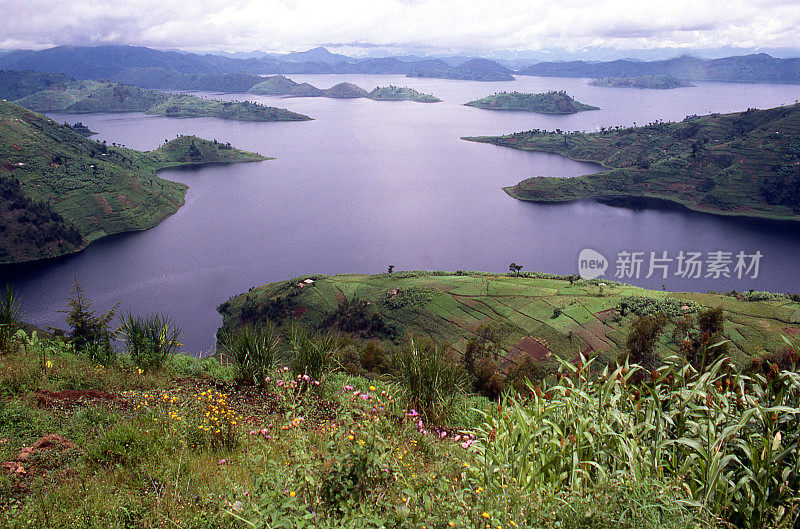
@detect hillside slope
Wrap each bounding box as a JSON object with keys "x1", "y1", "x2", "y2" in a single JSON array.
[
  {"x1": 464, "y1": 103, "x2": 800, "y2": 221},
  {"x1": 0, "y1": 101, "x2": 267, "y2": 264},
  {"x1": 218, "y1": 272, "x2": 800, "y2": 371}
]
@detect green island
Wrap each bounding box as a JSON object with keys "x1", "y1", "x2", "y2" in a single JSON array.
[
  {"x1": 248, "y1": 76, "x2": 441, "y2": 102},
  {"x1": 1, "y1": 271, "x2": 797, "y2": 528},
  {"x1": 64, "y1": 121, "x2": 96, "y2": 137},
  {"x1": 9, "y1": 78, "x2": 311, "y2": 122},
  {"x1": 590, "y1": 75, "x2": 695, "y2": 89},
  {"x1": 0, "y1": 100, "x2": 267, "y2": 264},
  {"x1": 464, "y1": 91, "x2": 599, "y2": 114},
  {"x1": 464, "y1": 103, "x2": 800, "y2": 221}
]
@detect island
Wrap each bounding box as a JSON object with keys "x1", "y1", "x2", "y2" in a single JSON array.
[
  {"x1": 7, "y1": 78, "x2": 311, "y2": 122},
  {"x1": 65, "y1": 121, "x2": 96, "y2": 136},
  {"x1": 0, "y1": 100, "x2": 268, "y2": 264},
  {"x1": 590, "y1": 75, "x2": 694, "y2": 89},
  {"x1": 218, "y1": 271, "x2": 799, "y2": 369},
  {"x1": 248, "y1": 76, "x2": 441, "y2": 102},
  {"x1": 463, "y1": 103, "x2": 800, "y2": 222},
  {"x1": 464, "y1": 91, "x2": 599, "y2": 114}
]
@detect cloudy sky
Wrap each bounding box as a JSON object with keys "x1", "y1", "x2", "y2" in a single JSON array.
[{"x1": 3, "y1": 0, "x2": 800, "y2": 56}]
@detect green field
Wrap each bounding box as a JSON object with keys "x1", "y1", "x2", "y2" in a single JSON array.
[
  {"x1": 218, "y1": 271, "x2": 800, "y2": 371},
  {"x1": 464, "y1": 103, "x2": 800, "y2": 221},
  {"x1": 11, "y1": 79, "x2": 310, "y2": 122},
  {"x1": 464, "y1": 91, "x2": 599, "y2": 114},
  {"x1": 0, "y1": 101, "x2": 267, "y2": 264}
]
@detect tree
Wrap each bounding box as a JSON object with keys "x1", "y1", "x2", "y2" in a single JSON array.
[
  {"x1": 387, "y1": 265, "x2": 394, "y2": 274},
  {"x1": 509, "y1": 262, "x2": 523, "y2": 277},
  {"x1": 63, "y1": 281, "x2": 118, "y2": 361}
]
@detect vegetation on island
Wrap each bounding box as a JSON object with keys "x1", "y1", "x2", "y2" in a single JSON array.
[
  {"x1": 0, "y1": 101, "x2": 267, "y2": 264},
  {"x1": 464, "y1": 103, "x2": 800, "y2": 221},
  {"x1": 465, "y1": 90, "x2": 599, "y2": 114},
  {"x1": 590, "y1": 75, "x2": 695, "y2": 89},
  {"x1": 9, "y1": 79, "x2": 310, "y2": 122},
  {"x1": 248, "y1": 76, "x2": 441, "y2": 102},
  {"x1": 64, "y1": 122, "x2": 96, "y2": 137},
  {"x1": 1, "y1": 270, "x2": 797, "y2": 528}
]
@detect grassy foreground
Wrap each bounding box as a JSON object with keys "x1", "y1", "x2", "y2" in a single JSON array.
[
  {"x1": 464, "y1": 103, "x2": 800, "y2": 222},
  {"x1": 1, "y1": 277, "x2": 797, "y2": 528},
  {"x1": 0, "y1": 101, "x2": 267, "y2": 264}
]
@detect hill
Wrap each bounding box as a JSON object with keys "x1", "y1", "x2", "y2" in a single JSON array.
[
  {"x1": 217, "y1": 271, "x2": 800, "y2": 371},
  {"x1": 408, "y1": 58, "x2": 515, "y2": 81},
  {"x1": 465, "y1": 91, "x2": 598, "y2": 114},
  {"x1": 110, "y1": 67, "x2": 265, "y2": 92},
  {"x1": 590, "y1": 75, "x2": 694, "y2": 89},
  {"x1": 0, "y1": 101, "x2": 267, "y2": 264},
  {"x1": 248, "y1": 76, "x2": 441, "y2": 102},
  {"x1": 10, "y1": 79, "x2": 310, "y2": 122},
  {"x1": 368, "y1": 86, "x2": 441, "y2": 102},
  {"x1": 464, "y1": 103, "x2": 800, "y2": 221},
  {"x1": 520, "y1": 53, "x2": 800, "y2": 84},
  {"x1": 0, "y1": 70, "x2": 73, "y2": 100}
]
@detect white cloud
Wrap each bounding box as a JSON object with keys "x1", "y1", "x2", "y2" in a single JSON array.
[{"x1": 2, "y1": 0, "x2": 800, "y2": 53}]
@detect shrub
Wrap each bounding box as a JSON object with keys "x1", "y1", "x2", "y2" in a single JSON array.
[
  {"x1": 620, "y1": 295, "x2": 699, "y2": 318},
  {"x1": 220, "y1": 322, "x2": 279, "y2": 387},
  {"x1": 392, "y1": 335, "x2": 466, "y2": 423},
  {"x1": 119, "y1": 312, "x2": 182, "y2": 371},
  {"x1": 63, "y1": 281, "x2": 118, "y2": 362},
  {"x1": 288, "y1": 325, "x2": 338, "y2": 382},
  {"x1": 625, "y1": 313, "x2": 667, "y2": 370},
  {"x1": 0, "y1": 284, "x2": 21, "y2": 354}
]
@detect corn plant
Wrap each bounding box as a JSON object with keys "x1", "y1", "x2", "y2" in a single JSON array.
[{"x1": 470, "y1": 354, "x2": 800, "y2": 528}]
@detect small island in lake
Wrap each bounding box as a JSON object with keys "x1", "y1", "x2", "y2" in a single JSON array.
[
  {"x1": 0, "y1": 100, "x2": 268, "y2": 264},
  {"x1": 6, "y1": 76, "x2": 311, "y2": 122},
  {"x1": 590, "y1": 75, "x2": 694, "y2": 89},
  {"x1": 65, "y1": 121, "x2": 97, "y2": 136},
  {"x1": 463, "y1": 103, "x2": 800, "y2": 222},
  {"x1": 464, "y1": 91, "x2": 599, "y2": 114},
  {"x1": 248, "y1": 76, "x2": 441, "y2": 102}
]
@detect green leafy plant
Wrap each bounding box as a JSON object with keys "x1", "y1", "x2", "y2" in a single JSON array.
[
  {"x1": 288, "y1": 325, "x2": 338, "y2": 382},
  {"x1": 220, "y1": 322, "x2": 280, "y2": 387},
  {"x1": 0, "y1": 284, "x2": 21, "y2": 354},
  {"x1": 393, "y1": 334, "x2": 466, "y2": 423},
  {"x1": 119, "y1": 312, "x2": 182, "y2": 371},
  {"x1": 63, "y1": 281, "x2": 118, "y2": 362}
]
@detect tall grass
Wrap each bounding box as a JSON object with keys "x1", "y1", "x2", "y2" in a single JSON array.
[
  {"x1": 471, "y1": 355, "x2": 800, "y2": 528},
  {"x1": 393, "y1": 334, "x2": 467, "y2": 423},
  {"x1": 285, "y1": 324, "x2": 339, "y2": 382},
  {"x1": 220, "y1": 322, "x2": 280, "y2": 387},
  {"x1": 119, "y1": 313, "x2": 182, "y2": 371}
]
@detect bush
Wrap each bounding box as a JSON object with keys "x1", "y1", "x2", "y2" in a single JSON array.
[
  {"x1": 0, "y1": 284, "x2": 21, "y2": 354},
  {"x1": 288, "y1": 325, "x2": 338, "y2": 382},
  {"x1": 392, "y1": 335, "x2": 466, "y2": 423},
  {"x1": 119, "y1": 312, "x2": 182, "y2": 371},
  {"x1": 220, "y1": 322, "x2": 279, "y2": 387},
  {"x1": 64, "y1": 281, "x2": 118, "y2": 362},
  {"x1": 620, "y1": 295, "x2": 699, "y2": 318}
]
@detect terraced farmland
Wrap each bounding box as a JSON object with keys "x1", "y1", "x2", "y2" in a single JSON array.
[{"x1": 218, "y1": 272, "x2": 800, "y2": 369}]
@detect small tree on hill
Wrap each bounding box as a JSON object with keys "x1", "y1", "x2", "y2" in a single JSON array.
[
  {"x1": 63, "y1": 281, "x2": 118, "y2": 362},
  {"x1": 509, "y1": 262, "x2": 523, "y2": 277}
]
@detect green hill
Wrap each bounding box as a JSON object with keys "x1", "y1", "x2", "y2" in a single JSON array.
[
  {"x1": 464, "y1": 91, "x2": 599, "y2": 114},
  {"x1": 0, "y1": 101, "x2": 267, "y2": 264},
  {"x1": 218, "y1": 271, "x2": 800, "y2": 371},
  {"x1": 590, "y1": 75, "x2": 694, "y2": 89},
  {"x1": 0, "y1": 69, "x2": 73, "y2": 100},
  {"x1": 248, "y1": 76, "x2": 441, "y2": 103},
  {"x1": 464, "y1": 103, "x2": 800, "y2": 221},
  {"x1": 12, "y1": 79, "x2": 310, "y2": 122},
  {"x1": 368, "y1": 85, "x2": 441, "y2": 102}
]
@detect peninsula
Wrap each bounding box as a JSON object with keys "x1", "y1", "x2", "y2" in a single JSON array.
[
  {"x1": 464, "y1": 103, "x2": 800, "y2": 222},
  {"x1": 0, "y1": 101, "x2": 267, "y2": 264}
]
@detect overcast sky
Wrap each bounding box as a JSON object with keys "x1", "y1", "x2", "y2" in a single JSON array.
[{"x1": 3, "y1": 0, "x2": 800, "y2": 56}]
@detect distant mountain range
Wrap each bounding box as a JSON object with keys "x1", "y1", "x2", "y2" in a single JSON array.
[
  {"x1": 2, "y1": 45, "x2": 800, "y2": 86},
  {"x1": 0, "y1": 45, "x2": 514, "y2": 82},
  {"x1": 520, "y1": 54, "x2": 800, "y2": 84}
]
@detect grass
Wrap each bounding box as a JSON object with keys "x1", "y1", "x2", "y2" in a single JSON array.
[
  {"x1": 465, "y1": 90, "x2": 600, "y2": 114},
  {"x1": 463, "y1": 103, "x2": 800, "y2": 222},
  {"x1": 0, "y1": 101, "x2": 268, "y2": 264}
]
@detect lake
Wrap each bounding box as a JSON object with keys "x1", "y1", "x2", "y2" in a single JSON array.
[{"x1": 4, "y1": 74, "x2": 800, "y2": 353}]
